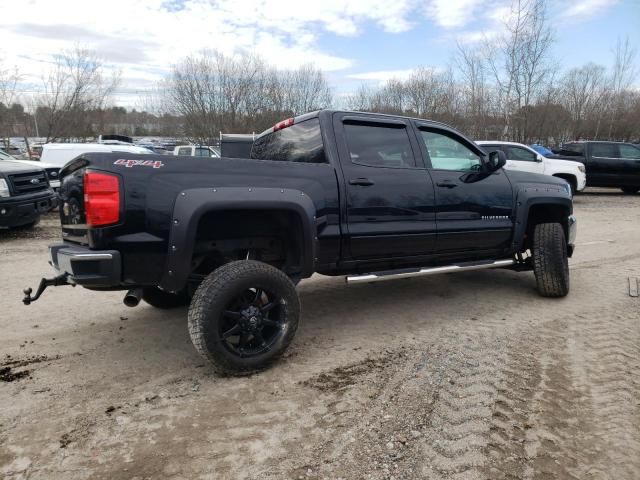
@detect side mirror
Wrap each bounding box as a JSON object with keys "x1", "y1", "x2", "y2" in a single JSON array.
[
  {"x1": 536, "y1": 154, "x2": 544, "y2": 163},
  {"x1": 487, "y1": 150, "x2": 506, "y2": 171}
]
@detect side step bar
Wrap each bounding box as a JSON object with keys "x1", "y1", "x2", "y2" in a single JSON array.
[{"x1": 345, "y1": 259, "x2": 515, "y2": 285}]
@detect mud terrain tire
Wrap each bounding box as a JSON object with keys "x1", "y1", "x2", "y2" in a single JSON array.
[
  {"x1": 532, "y1": 222, "x2": 569, "y2": 298},
  {"x1": 188, "y1": 260, "x2": 299, "y2": 375}
]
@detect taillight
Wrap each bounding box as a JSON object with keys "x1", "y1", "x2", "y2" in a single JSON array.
[
  {"x1": 84, "y1": 171, "x2": 120, "y2": 227},
  {"x1": 273, "y1": 117, "x2": 294, "y2": 132}
]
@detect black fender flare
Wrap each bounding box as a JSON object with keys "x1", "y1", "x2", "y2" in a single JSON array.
[
  {"x1": 159, "y1": 187, "x2": 317, "y2": 292},
  {"x1": 511, "y1": 185, "x2": 573, "y2": 252}
]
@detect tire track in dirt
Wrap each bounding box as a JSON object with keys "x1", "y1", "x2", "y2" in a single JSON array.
[{"x1": 256, "y1": 259, "x2": 640, "y2": 480}]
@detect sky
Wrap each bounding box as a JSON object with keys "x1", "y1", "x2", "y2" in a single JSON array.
[{"x1": 0, "y1": 0, "x2": 638, "y2": 108}]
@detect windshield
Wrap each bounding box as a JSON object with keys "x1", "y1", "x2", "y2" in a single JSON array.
[
  {"x1": 0, "y1": 149, "x2": 16, "y2": 160},
  {"x1": 530, "y1": 144, "x2": 553, "y2": 156}
]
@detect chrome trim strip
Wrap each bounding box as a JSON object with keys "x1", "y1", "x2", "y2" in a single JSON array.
[
  {"x1": 68, "y1": 253, "x2": 114, "y2": 260},
  {"x1": 346, "y1": 259, "x2": 515, "y2": 284}
]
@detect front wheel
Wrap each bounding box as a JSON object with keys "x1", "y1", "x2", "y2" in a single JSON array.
[
  {"x1": 621, "y1": 186, "x2": 639, "y2": 194},
  {"x1": 532, "y1": 222, "x2": 569, "y2": 297},
  {"x1": 188, "y1": 260, "x2": 300, "y2": 375}
]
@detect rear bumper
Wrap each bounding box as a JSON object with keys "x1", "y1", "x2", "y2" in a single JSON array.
[
  {"x1": 0, "y1": 191, "x2": 58, "y2": 228},
  {"x1": 49, "y1": 243, "x2": 121, "y2": 286},
  {"x1": 567, "y1": 214, "x2": 577, "y2": 257}
]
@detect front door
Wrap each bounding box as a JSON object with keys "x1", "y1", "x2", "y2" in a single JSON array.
[
  {"x1": 414, "y1": 126, "x2": 514, "y2": 254},
  {"x1": 334, "y1": 114, "x2": 437, "y2": 260}
]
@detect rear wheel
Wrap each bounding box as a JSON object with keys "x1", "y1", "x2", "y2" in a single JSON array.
[
  {"x1": 621, "y1": 186, "x2": 639, "y2": 194},
  {"x1": 188, "y1": 260, "x2": 300, "y2": 375},
  {"x1": 532, "y1": 222, "x2": 569, "y2": 298},
  {"x1": 142, "y1": 287, "x2": 189, "y2": 309}
]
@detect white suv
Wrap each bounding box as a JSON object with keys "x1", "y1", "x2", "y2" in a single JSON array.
[{"x1": 477, "y1": 141, "x2": 586, "y2": 194}]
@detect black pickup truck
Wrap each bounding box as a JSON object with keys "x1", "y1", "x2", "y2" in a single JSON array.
[
  {"x1": 550, "y1": 141, "x2": 640, "y2": 193},
  {"x1": 0, "y1": 159, "x2": 58, "y2": 229},
  {"x1": 24, "y1": 110, "x2": 576, "y2": 374}
]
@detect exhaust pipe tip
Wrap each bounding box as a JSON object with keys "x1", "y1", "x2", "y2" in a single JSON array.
[{"x1": 123, "y1": 288, "x2": 143, "y2": 308}]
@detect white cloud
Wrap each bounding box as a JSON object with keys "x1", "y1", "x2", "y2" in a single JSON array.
[
  {"x1": 0, "y1": 0, "x2": 419, "y2": 106},
  {"x1": 562, "y1": 0, "x2": 618, "y2": 18},
  {"x1": 347, "y1": 69, "x2": 417, "y2": 82},
  {"x1": 454, "y1": 29, "x2": 501, "y2": 45},
  {"x1": 424, "y1": 0, "x2": 485, "y2": 28}
]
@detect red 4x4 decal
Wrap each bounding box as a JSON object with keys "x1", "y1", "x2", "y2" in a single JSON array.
[{"x1": 113, "y1": 159, "x2": 165, "y2": 169}]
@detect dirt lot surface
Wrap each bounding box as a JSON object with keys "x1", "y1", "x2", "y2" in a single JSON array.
[{"x1": 1, "y1": 189, "x2": 639, "y2": 480}]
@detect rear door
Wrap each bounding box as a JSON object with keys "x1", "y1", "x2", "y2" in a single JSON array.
[
  {"x1": 333, "y1": 113, "x2": 437, "y2": 260},
  {"x1": 415, "y1": 125, "x2": 514, "y2": 254}
]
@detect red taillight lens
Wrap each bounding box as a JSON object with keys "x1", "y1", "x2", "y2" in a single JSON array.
[
  {"x1": 273, "y1": 117, "x2": 294, "y2": 132},
  {"x1": 84, "y1": 171, "x2": 120, "y2": 227}
]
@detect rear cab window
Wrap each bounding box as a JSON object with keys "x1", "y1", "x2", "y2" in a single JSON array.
[{"x1": 251, "y1": 118, "x2": 326, "y2": 163}]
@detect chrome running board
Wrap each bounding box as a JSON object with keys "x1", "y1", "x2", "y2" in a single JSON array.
[{"x1": 345, "y1": 259, "x2": 515, "y2": 285}]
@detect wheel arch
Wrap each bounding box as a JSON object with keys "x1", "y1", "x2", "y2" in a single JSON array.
[
  {"x1": 551, "y1": 173, "x2": 577, "y2": 191},
  {"x1": 512, "y1": 187, "x2": 573, "y2": 254},
  {"x1": 160, "y1": 187, "x2": 317, "y2": 292}
]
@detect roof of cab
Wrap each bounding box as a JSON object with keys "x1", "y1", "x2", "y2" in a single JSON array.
[{"x1": 255, "y1": 109, "x2": 456, "y2": 140}]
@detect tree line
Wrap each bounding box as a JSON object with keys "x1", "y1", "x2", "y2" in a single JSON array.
[
  {"x1": 1, "y1": 0, "x2": 638, "y2": 148},
  {"x1": 347, "y1": 0, "x2": 639, "y2": 144}
]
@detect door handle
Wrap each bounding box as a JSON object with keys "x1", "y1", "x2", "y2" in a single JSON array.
[
  {"x1": 349, "y1": 178, "x2": 375, "y2": 186},
  {"x1": 436, "y1": 181, "x2": 457, "y2": 188}
]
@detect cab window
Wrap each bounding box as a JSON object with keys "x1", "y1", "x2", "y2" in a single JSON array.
[
  {"x1": 591, "y1": 143, "x2": 619, "y2": 158},
  {"x1": 419, "y1": 130, "x2": 482, "y2": 171},
  {"x1": 619, "y1": 144, "x2": 640, "y2": 159},
  {"x1": 343, "y1": 122, "x2": 417, "y2": 168},
  {"x1": 195, "y1": 147, "x2": 212, "y2": 157},
  {"x1": 506, "y1": 146, "x2": 537, "y2": 162},
  {"x1": 251, "y1": 118, "x2": 325, "y2": 163}
]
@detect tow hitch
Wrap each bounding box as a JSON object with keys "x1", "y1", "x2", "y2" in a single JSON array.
[{"x1": 23, "y1": 273, "x2": 71, "y2": 305}]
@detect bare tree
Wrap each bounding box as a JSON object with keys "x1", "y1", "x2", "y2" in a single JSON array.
[
  {"x1": 558, "y1": 63, "x2": 608, "y2": 139},
  {"x1": 0, "y1": 58, "x2": 21, "y2": 143},
  {"x1": 607, "y1": 36, "x2": 638, "y2": 138},
  {"x1": 37, "y1": 47, "x2": 120, "y2": 142},
  {"x1": 485, "y1": 0, "x2": 555, "y2": 141},
  {"x1": 163, "y1": 51, "x2": 332, "y2": 142},
  {"x1": 455, "y1": 45, "x2": 491, "y2": 137}
]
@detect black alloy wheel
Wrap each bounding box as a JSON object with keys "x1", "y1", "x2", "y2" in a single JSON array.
[
  {"x1": 188, "y1": 260, "x2": 300, "y2": 375},
  {"x1": 219, "y1": 287, "x2": 285, "y2": 357}
]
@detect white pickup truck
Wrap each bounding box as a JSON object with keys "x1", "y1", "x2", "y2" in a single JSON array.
[{"x1": 477, "y1": 141, "x2": 586, "y2": 194}]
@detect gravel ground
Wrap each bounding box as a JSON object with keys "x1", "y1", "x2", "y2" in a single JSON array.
[{"x1": 1, "y1": 188, "x2": 639, "y2": 480}]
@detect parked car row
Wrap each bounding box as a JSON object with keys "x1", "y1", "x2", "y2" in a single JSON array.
[
  {"x1": 548, "y1": 141, "x2": 640, "y2": 194},
  {"x1": 477, "y1": 141, "x2": 586, "y2": 194},
  {"x1": 484, "y1": 139, "x2": 640, "y2": 194},
  {"x1": 0, "y1": 154, "x2": 58, "y2": 230}
]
